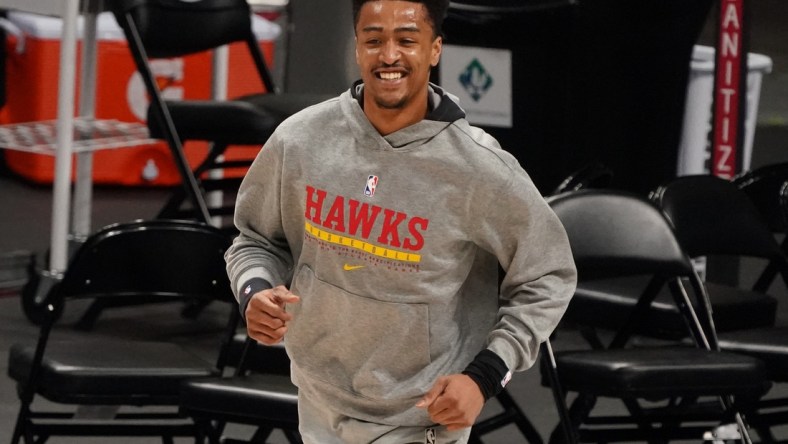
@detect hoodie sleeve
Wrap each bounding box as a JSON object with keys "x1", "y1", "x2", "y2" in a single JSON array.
[
  {"x1": 471, "y1": 165, "x2": 577, "y2": 372},
  {"x1": 225, "y1": 133, "x2": 294, "y2": 302}
]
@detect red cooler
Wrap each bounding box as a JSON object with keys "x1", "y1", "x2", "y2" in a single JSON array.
[{"x1": 1, "y1": 11, "x2": 278, "y2": 185}]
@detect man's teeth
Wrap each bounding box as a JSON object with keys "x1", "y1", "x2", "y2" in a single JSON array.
[{"x1": 380, "y1": 72, "x2": 402, "y2": 80}]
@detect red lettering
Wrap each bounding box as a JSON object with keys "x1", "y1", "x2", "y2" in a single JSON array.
[
  {"x1": 348, "y1": 199, "x2": 381, "y2": 238},
  {"x1": 722, "y1": 3, "x2": 740, "y2": 31},
  {"x1": 305, "y1": 185, "x2": 327, "y2": 224},
  {"x1": 322, "y1": 196, "x2": 346, "y2": 232},
  {"x1": 712, "y1": 0, "x2": 743, "y2": 178},
  {"x1": 403, "y1": 217, "x2": 429, "y2": 251},
  {"x1": 377, "y1": 209, "x2": 407, "y2": 247}
]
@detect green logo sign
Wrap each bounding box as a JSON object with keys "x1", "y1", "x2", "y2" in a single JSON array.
[{"x1": 458, "y1": 58, "x2": 493, "y2": 102}]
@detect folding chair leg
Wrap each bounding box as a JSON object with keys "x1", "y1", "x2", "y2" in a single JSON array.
[
  {"x1": 283, "y1": 428, "x2": 303, "y2": 444},
  {"x1": 246, "y1": 426, "x2": 274, "y2": 443},
  {"x1": 541, "y1": 341, "x2": 577, "y2": 444},
  {"x1": 74, "y1": 299, "x2": 107, "y2": 330},
  {"x1": 11, "y1": 403, "x2": 31, "y2": 444},
  {"x1": 621, "y1": 398, "x2": 659, "y2": 438},
  {"x1": 753, "y1": 262, "x2": 777, "y2": 292},
  {"x1": 549, "y1": 394, "x2": 595, "y2": 444},
  {"x1": 496, "y1": 389, "x2": 544, "y2": 444},
  {"x1": 735, "y1": 411, "x2": 754, "y2": 444}
]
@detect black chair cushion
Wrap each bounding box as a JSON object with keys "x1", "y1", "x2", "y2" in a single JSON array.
[
  {"x1": 8, "y1": 340, "x2": 217, "y2": 405},
  {"x1": 237, "y1": 92, "x2": 333, "y2": 122},
  {"x1": 149, "y1": 93, "x2": 332, "y2": 146},
  {"x1": 180, "y1": 373, "x2": 298, "y2": 425},
  {"x1": 148, "y1": 100, "x2": 280, "y2": 145},
  {"x1": 567, "y1": 277, "x2": 777, "y2": 340},
  {"x1": 555, "y1": 346, "x2": 769, "y2": 398},
  {"x1": 717, "y1": 327, "x2": 788, "y2": 381}
]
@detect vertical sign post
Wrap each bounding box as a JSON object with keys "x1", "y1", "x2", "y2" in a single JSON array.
[{"x1": 710, "y1": 0, "x2": 748, "y2": 179}]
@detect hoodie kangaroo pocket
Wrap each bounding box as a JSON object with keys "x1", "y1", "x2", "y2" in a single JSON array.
[{"x1": 288, "y1": 264, "x2": 431, "y2": 400}]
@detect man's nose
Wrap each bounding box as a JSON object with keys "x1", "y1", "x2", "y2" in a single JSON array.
[{"x1": 380, "y1": 41, "x2": 400, "y2": 64}]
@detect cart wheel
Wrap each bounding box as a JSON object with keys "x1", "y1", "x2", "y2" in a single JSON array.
[{"x1": 20, "y1": 259, "x2": 63, "y2": 325}]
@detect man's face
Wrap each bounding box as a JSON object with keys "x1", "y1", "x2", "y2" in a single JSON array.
[{"x1": 355, "y1": 0, "x2": 442, "y2": 111}]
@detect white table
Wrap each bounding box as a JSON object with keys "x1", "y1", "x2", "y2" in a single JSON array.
[{"x1": 0, "y1": 0, "x2": 152, "y2": 275}]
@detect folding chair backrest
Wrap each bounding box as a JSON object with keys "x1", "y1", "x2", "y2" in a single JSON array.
[
  {"x1": 551, "y1": 162, "x2": 614, "y2": 196},
  {"x1": 112, "y1": 0, "x2": 254, "y2": 58},
  {"x1": 112, "y1": 0, "x2": 275, "y2": 94},
  {"x1": 547, "y1": 189, "x2": 720, "y2": 348},
  {"x1": 547, "y1": 189, "x2": 694, "y2": 281},
  {"x1": 653, "y1": 175, "x2": 784, "y2": 261},
  {"x1": 54, "y1": 219, "x2": 233, "y2": 307},
  {"x1": 735, "y1": 162, "x2": 788, "y2": 233}
]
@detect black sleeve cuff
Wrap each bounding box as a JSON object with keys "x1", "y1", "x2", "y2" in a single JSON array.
[
  {"x1": 462, "y1": 349, "x2": 511, "y2": 401},
  {"x1": 238, "y1": 278, "x2": 272, "y2": 321}
]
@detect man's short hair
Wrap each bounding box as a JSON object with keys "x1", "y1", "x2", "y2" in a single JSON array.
[{"x1": 352, "y1": 0, "x2": 450, "y2": 38}]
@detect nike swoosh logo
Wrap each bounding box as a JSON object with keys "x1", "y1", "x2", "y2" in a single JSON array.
[{"x1": 343, "y1": 264, "x2": 366, "y2": 271}]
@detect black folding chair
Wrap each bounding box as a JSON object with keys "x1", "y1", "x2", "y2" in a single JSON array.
[
  {"x1": 654, "y1": 174, "x2": 788, "y2": 442},
  {"x1": 180, "y1": 334, "x2": 300, "y2": 443},
  {"x1": 65, "y1": 0, "x2": 331, "y2": 330},
  {"x1": 109, "y1": 0, "x2": 331, "y2": 231},
  {"x1": 8, "y1": 219, "x2": 238, "y2": 444},
  {"x1": 542, "y1": 189, "x2": 769, "y2": 444}
]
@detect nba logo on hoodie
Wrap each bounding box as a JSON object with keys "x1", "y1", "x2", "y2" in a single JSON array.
[{"x1": 364, "y1": 175, "x2": 378, "y2": 197}]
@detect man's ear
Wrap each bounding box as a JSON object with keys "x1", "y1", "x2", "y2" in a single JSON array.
[
  {"x1": 431, "y1": 36, "x2": 443, "y2": 67},
  {"x1": 355, "y1": 36, "x2": 361, "y2": 65}
]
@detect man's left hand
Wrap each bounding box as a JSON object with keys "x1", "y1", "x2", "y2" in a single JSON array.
[{"x1": 416, "y1": 374, "x2": 485, "y2": 431}]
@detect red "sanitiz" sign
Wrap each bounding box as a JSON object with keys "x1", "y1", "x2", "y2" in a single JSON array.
[{"x1": 711, "y1": 0, "x2": 746, "y2": 178}]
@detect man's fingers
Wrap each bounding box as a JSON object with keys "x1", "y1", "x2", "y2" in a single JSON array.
[
  {"x1": 249, "y1": 289, "x2": 297, "y2": 321},
  {"x1": 248, "y1": 323, "x2": 288, "y2": 345},
  {"x1": 271, "y1": 285, "x2": 301, "y2": 306},
  {"x1": 416, "y1": 376, "x2": 448, "y2": 408},
  {"x1": 418, "y1": 374, "x2": 484, "y2": 430},
  {"x1": 246, "y1": 305, "x2": 288, "y2": 328},
  {"x1": 245, "y1": 286, "x2": 299, "y2": 345}
]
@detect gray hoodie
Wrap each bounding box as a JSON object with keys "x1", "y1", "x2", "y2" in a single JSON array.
[{"x1": 226, "y1": 83, "x2": 576, "y2": 426}]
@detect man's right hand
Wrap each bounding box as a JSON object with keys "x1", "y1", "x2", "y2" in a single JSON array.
[{"x1": 245, "y1": 285, "x2": 300, "y2": 345}]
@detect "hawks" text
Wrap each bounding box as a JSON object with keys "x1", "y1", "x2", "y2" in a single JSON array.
[{"x1": 305, "y1": 185, "x2": 429, "y2": 251}]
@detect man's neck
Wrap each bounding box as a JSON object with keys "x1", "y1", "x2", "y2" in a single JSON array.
[
  {"x1": 356, "y1": 83, "x2": 431, "y2": 136},
  {"x1": 364, "y1": 103, "x2": 428, "y2": 136}
]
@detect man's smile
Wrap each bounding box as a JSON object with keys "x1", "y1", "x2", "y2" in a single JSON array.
[{"x1": 379, "y1": 72, "x2": 404, "y2": 80}]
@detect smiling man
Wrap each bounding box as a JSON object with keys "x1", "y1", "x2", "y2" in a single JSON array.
[{"x1": 225, "y1": 1, "x2": 577, "y2": 443}]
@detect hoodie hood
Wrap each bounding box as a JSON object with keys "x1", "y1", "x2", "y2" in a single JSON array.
[
  {"x1": 351, "y1": 80, "x2": 466, "y2": 123},
  {"x1": 346, "y1": 80, "x2": 468, "y2": 151}
]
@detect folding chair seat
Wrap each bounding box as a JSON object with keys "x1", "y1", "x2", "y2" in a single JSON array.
[
  {"x1": 653, "y1": 174, "x2": 788, "y2": 440},
  {"x1": 7, "y1": 219, "x2": 238, "y2": 444},
  {"x1": 110, "y1": 0, "x2": 332, "y2": 229},
  {"x1": 180, "y1": 335, "x2": 301, "y2": 443},
  {"x1": 541, "y1": 189, "x2": 769, "y2": 444}
]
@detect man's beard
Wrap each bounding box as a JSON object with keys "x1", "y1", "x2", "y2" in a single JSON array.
[{"x1": 374, "y1": 96, "x2": 408, "y2": 110}]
